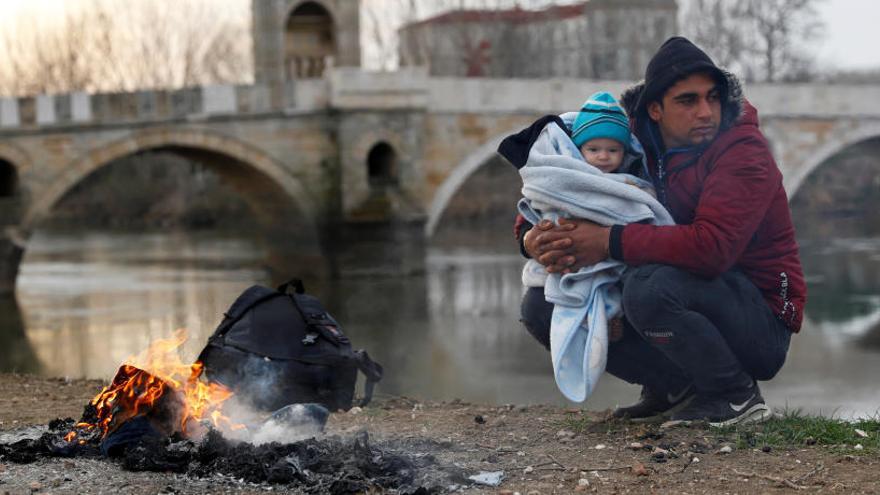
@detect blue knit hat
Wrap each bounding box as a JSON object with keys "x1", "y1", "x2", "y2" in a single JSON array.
[{"x1": 570, "y1": 91, "x2": 631, "y2": 148}]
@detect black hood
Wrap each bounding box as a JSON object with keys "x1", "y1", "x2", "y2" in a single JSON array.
[{"x1": 619, "y1": 37, "x2": 744, "y2": 144}]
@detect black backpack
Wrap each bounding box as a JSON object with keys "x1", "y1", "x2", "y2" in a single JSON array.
[{"x1": 197, "y1": 279, "x2": 383, "y2": 412}]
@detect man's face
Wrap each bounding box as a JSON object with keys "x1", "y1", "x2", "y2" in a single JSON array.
[{"x1": 647, "y1": 72, "x2": 722, "y2": 149}]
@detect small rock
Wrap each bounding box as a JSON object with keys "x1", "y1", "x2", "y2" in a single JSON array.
[
  {"x1": 517, "y1": 451, "x2": 526, "y2": 457},
  {"x1": 652, "y1": 447, "x2": 669, "y2": 455},
  {"x1": 523, "y1": 466, "x2": 534, "y2": 474},
  {"x1": 578, "y1": 478, "x2": 590, "y2": 486},
  {"x1": 497, "y1": 491, "x2": 515, "y2": 495},
  {"x1": 474, "y1": 415, "x2": 486, "y2": 424},
  {"x1": 805, "y1": 436, "x2": 817, "y2": 446},
  {"x1": 515, "y1": 405, "x2": 529, "y2": 413},
  {"x1": 761, "y1": 445, "x2": 772, "y2": 453},
  {"x1": 348, "y1": 406, "x2": 362, "y2": 415},
  {"x1": 652, "y1": 449, "x2": 668, "y2": 462},
  {"x1": 594, "y1": 444, "x2": 607, "y2": 450},
  {"x1": 556, "y1": 429, "x2": 576, "y2": 439},
  {"x1": 691, "y1": 456, "x2": 701, "y2": 464},
  {"x1": 628, "y1": 442, "x2": 644, "y2": 450},
  {"x1": 718, "y1": 445, "x2": 733, "y2": 454},
  {"x1": 527, "y1": 491, "x2": 542, "y2": 495},
  {"x1": 631, "y1": 462, "x2": 649, "y2": 476},
  {"x1": 29, "y1": 482, "x2": 42, "y2": 491},
  {"x1": 855, "y1": 429, "x2": 868, "y2": 438},
  {"x1": 574, "y1": 487, "x2": 588, "y2": 492},
  {"x1": 855, "y1": 444, "x2": 864, "y2": 451}
]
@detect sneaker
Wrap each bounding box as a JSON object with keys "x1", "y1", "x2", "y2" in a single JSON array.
[
  {"x1": 668, "y1": 383, "x2": 772, "y2": 427},
  {"x1": 611, "y1": 384, "x2": 695, "y2": 422}
]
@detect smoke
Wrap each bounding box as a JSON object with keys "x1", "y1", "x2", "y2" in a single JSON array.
[{"x1": 197, "y1": 355, "x2": 330, "y2": 446}]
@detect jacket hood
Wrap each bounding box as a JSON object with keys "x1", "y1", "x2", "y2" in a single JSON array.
[{"x1": 619, "y1": 68, "x2": 744, "y2": 155}]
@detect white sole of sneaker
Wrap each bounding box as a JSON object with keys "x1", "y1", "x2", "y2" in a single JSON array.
[
  {"x1": 659, "y1": 404, "x2": 773, "y2": 429},
  {"x1": 710, "y1": 403, "x2": 773, "y2": 427}
]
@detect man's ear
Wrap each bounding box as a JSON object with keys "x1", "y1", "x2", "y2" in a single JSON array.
[{"x1": 647, "y1": 101, "x2": 662, "y2": 122}]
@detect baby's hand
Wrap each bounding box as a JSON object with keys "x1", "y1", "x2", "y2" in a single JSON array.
[{"x1": 608, "y1": 317, "x2": 624, "y2": 342}]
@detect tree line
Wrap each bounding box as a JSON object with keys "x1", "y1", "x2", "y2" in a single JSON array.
[{"x1": 0, "y1": 0, "x2": 251, "y2": 97}]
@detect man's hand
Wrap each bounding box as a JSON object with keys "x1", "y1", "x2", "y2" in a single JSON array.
[{"x1": 523, "y1": 218, "x2": 611, "y2": 273}]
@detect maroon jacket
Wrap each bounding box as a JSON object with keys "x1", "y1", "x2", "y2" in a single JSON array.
[{"x1": 612, "y1": 76, "x2": 806, "y2": 332}]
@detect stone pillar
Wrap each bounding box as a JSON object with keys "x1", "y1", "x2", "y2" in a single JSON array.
[{"x1": 0, "y1": 232, "x2": 23, "y2": 295}]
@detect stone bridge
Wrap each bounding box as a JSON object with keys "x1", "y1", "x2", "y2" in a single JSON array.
[{"x1": 2, "y1": 68, "x2": 880, "y2": 292}]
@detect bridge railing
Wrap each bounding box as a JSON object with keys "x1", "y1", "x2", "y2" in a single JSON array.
[
  {"x1": 3, "y1": 71, "x2": 880, "y2": 131},
  {"x1": 0, "y1": 80, "x2": 332, "y2": 130}
]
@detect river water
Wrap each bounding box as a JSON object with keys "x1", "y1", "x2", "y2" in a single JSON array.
[{"x1": 4, "y1": 228, "x2": 880, "y2": 418}]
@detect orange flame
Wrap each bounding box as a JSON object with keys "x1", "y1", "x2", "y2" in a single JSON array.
[{"x1": 69, "y1": 329, "x2": 241, "y2": 442}]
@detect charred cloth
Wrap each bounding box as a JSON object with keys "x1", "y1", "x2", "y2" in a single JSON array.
[{"x1": 1, "y1": 418, "x2": 452, "y2": 494}]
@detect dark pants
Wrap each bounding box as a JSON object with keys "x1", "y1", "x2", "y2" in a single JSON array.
[{"x1": 520, "y1": 264, "x2": 792, "y2": 397}]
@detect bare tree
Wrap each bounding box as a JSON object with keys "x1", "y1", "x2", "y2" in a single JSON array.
[
  {"x1": 0, "y1": 0, "x2": 252, "y2": 97},
  {"x1": 741, "y1": 0, "x2": 824, "y2": 82},
  {"x1": 682, "y1": 0, "x2": 824, "y2": 82}
]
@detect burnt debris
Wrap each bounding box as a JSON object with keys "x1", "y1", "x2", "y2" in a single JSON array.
[{"x1": 0, "y1": 417, "x2": 455, "y2": 494}]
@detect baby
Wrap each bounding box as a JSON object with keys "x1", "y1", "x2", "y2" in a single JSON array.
[{"x1": 570, "y1": 91, "x2": 632, "y2": 173}]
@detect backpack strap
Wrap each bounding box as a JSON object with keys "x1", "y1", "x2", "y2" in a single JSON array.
[
  {"x1": 277, "y1": 278, "x2": 305, "y2": 295},
  {"x1": 287, "y1": 291, "x2": 349, "y2": 346},
  {"x1": 353, "y1": 349, "x2": 383, "y2": 407}
]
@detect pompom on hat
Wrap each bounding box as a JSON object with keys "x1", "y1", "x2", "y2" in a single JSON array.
[{"x1": 570, "y1": 92, "x2": 631, "y2": 148}]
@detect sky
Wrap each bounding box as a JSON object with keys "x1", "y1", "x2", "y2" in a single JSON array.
[{"x1": 1, "y1": 0, "x2": 878, "y2": 72}]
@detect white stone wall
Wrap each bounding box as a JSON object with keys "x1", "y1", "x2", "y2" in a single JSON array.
[{"x1": 399, "y1": 0, "x2": 676, "y2": 80}]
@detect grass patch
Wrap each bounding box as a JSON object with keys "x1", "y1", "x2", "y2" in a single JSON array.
[
  {"x1": 557, "y1": 412, "x2": 633, "y2": 436},
  {"x1": 718, "y1": 410, "x2": 880, "y2": 452}
]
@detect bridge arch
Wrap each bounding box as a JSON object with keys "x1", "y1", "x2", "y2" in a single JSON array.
[
  {"x1": 0, "y1": 159, "x2": 17, "y2": 199},
  {"x1": 367, "y1": 141, "x2": 399, "y2": 187},
  {"x1": 424, "y1": 133, "x2": 511, "y2": 237},
  {"x1": 284, "y1": 1, "x2": 337, "y2": 79},
  {"x1": 23, "y1": 127, "x2": 319, "y2": 239},
  {"x1": 785, "y1": 122, "x2": 880, "y2": 200}
]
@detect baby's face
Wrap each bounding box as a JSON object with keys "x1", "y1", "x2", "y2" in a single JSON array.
[{"x1": 579, "y1": 138, "x2": 624, "y2": 173}]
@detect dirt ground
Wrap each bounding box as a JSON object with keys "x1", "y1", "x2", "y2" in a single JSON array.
[{"x1": 1, "y1": 373, "x2": 878, "y2": 494}]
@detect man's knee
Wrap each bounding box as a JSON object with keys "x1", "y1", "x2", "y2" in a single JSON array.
[
  {"x1": 520, "y1": 287, "x2": 552, "y2": 350},
  {"x1": 622, "y1": 264, "x2": 692, "y2": 329}
]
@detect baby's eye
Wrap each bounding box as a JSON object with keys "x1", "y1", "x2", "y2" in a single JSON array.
[{"x1": 587, "y1": 147, "x2": 599, "y2": 152}]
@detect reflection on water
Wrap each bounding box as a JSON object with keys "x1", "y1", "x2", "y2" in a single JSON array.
[
  {"x1": 0, "y1": 297, "x2": 41, "y2": 374},
  {"x1": 6, "y1": 228, "x2": 880, "y2": 417}
]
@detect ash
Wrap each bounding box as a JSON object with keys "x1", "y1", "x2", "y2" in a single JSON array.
[{"x1": 0, "y1": 418, "x2": 460, "y2": 494}]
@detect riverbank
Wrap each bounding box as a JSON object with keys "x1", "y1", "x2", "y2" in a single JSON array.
[{"x1": 1, "y1": 373, "x2": 878, "y2": 494}]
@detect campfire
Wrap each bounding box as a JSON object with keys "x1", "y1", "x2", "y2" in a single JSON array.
[
  {"x1": 0, "y1": 329, "x2": 453, "y2": 493},
  {"x1": 63, "y1": 329, "x2": 243, "y2": 451}
]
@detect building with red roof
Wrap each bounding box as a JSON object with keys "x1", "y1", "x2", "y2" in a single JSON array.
[{"x1": 399, "y1": 0, "x2": 678, "y2": 79}]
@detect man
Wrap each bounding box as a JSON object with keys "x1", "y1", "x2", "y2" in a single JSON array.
[{"x1": 513, "y1": 37, "x2": 806, "y2": 426}]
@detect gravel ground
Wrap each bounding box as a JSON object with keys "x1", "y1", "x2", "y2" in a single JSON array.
[{"x1": 2, "y1": 373, "x2": 879, "y2": 494}]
